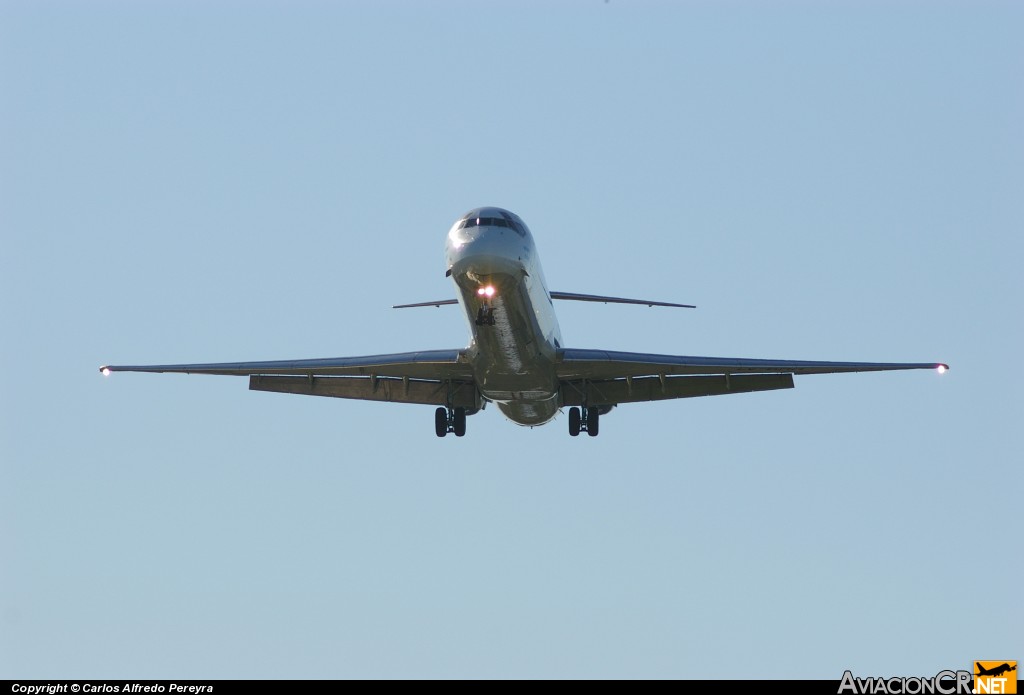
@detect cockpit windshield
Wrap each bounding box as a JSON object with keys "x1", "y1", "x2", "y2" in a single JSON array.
[{"x1": 458, "y1": 210, "x2": 529, "y2": 236}]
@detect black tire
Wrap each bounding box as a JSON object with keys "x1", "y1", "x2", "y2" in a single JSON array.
[
  {"x1": 435, "y1": 407, "x2": 448, "y2": 437},
  {"x1": 586, "y1": 407, "x2": 599, "y2": 437},
  {"x1": 568, "y1": 407, "x2": 581, "y2": 437},
  {"x1": 453, "y1": 407, "x2": 467, "y2": 437}
]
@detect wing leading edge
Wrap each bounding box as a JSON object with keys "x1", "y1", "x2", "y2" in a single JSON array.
[
  {"x1": 100, "y1": 349, "x2": 472, "y2": 379},
  {"x1": 557, "y1": 349, "x2": 947, "y2": 379}
]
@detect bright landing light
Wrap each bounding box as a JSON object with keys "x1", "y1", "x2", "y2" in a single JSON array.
[
  {"x1": 101, "y1": 367, "x2": 111, "y2": 376},
  {"x1": 936, "y1": 364, "x2": 947, "y2": 374},
  {"x1": 476, "y1": 285, "x2": 496, "y2": 297}
]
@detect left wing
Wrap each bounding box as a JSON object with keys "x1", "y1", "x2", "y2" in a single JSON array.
[
  {"x1": 100, "y1": 350, "x2": 481, "y2": 409},
  {"x1": 100, "y1": 349, "x2": 472, "y2": 379},
  {"x1": 555, "y1": 349, "x2": 947, "y2": 406}
]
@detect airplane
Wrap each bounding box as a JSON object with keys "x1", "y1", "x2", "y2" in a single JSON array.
[
  {"x1": 975, "y1": 663, "x2": 1016, "y2": 678},
  {"x1": 100, "y1": 206, "x2": 948, "y2": 437}
]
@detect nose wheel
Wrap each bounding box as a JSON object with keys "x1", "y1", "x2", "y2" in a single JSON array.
[
  {"x1": 475, "y1": 305, "x2": 496, "y2": 326},
  {"x1": 568, "y1": 406, "x2": 599, "y2": 437},
  {"x1": 435, "y1": 406, "x2": 467, "y2": 437}
]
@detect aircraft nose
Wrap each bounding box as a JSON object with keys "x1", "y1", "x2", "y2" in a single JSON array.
[{"x1": 446, "y1": 224, "x2": 527, "y2": 279}]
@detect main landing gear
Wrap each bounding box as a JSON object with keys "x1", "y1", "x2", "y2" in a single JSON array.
[
  {"x1": 435, "y1": 406, "x2": 467, "y2": 437},
  {"x1": 568, "y1": 406, "x2": 599, "y2": 437}
]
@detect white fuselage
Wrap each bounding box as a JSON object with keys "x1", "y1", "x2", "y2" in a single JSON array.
[{"x1": 445, "y1": 207, "x2": 563, "y2": 425}]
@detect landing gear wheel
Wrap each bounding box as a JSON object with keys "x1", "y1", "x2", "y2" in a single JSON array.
[
  {"x1": 568, "y1": 407, "x2": 581, "y2": 437},
  {"x1": 586, "y1": 407, "x2": 600, "y2": 437},
  {"x1": 453, "y1": 407, "x2": 467, "y2": 437},
  {"x1": 435, "y1": 407, "x2": 448, "y2": 438},
  {"x1": 476, "y1": 306, "x2": 496, "y2": 326}
]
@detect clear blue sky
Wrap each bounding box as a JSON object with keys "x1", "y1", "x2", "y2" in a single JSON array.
[{"x1": 2, "y1": 0, "x2": 1020, "y2": 679}]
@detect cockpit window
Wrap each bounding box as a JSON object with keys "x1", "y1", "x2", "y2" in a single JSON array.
[
  {"x1": 460, "y1": 217, "x2": 508, "y2": 229},
  {"x1": 459, "y1": 215, "x2": 528, "y2": 236}
]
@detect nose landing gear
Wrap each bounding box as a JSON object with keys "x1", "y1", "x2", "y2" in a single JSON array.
[
  {"x1": 435, "y1": 406, "x2": 467, "y2": 437},
  {"x1": 475, "y1": 305, "x2": 496, "y2": 326},
  {"x1": 567, "y1": 406, "x2": 599, "y2": 437}
]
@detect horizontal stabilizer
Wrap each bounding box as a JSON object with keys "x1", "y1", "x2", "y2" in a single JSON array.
[
  {"x1": 393, "y1": 293, "x2": 695, "y2": 309},
  {"x1": 549, "y1": 292, "x2": 695, "y2": 308},
  {"x1": 392, "y1": 299, "x2": 459, "y2": 308}
]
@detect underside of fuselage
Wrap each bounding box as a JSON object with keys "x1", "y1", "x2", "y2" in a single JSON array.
[{"x1": 446, "y1": 207, "x2": 562, "y2": 426}]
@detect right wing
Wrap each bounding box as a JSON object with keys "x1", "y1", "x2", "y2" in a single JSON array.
[
  {"x1": 101, "y1": 350, "x2": 481, "y2": 408},
  {"x1": 556, "y1": 349, "x2": 947, "y2": 406},
  {"x1": 556, "y1": 349, "x2": 947, "y2": 378}
]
